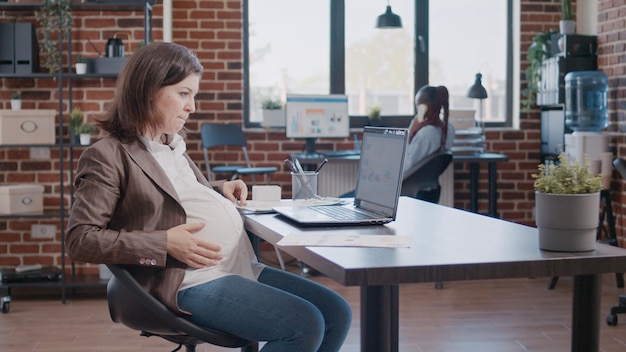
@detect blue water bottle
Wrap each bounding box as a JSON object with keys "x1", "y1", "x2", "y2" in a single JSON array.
[{"x1": 564, "y1": 71, "x2": 608, "y2": 132}]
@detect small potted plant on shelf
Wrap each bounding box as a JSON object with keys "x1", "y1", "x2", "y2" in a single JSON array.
[
  {"x1": 75, "y1": 123, "x2": 94, "y2": 145},
  {"x1": 75, "y1": 56, "x2": 87, "y2": 75},
  {"x1": 260, "y1": 98, "x2": 285, "y2": 127},
  {"x1": 68, "y1": 107, "x2": 91, "y2": 144},
  {"x1": 560, "y1": 0, "x2": 575, "y2": 34},
  {"x1": 10, "y1": 91, "x2": 21, "y2": 110},
  {"x1": 533, "y1": 153, "x2": 603, "y2": 252}
]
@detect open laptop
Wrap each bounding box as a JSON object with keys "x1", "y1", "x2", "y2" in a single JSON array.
[{"x1": 273, "y1": 126, "x2": 408, "y2": 226}]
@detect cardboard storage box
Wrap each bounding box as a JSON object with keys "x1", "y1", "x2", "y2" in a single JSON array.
[
  {"x1": 0, "y1": 184, "x2": 44, "y2": 214},
  {"x1": 0, "y1": 109, "x2": 56, "y2": 145}
]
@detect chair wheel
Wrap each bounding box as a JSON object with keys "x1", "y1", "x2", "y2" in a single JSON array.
[
  {"x1": 435, "y1": 282, "x2": 444, "y2": 289},
  {"x1": 1, "y1": 301, "x2": 9, "y2": 314},
  {"x1": 606, "y1": 313, "x2": 618, "y2": 326}
]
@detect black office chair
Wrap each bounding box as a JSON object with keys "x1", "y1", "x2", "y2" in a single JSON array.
[
  {"x1": 201, "y1": 123, "x2": 277, "y2": 184},
  {"x1": 401, "y1": 149, "x2": 454, "y2": 204},
  {"x1": 106, "y1": 264, "x2": 259, "y2": 352},
  {"x1": 605, "y1": 158, "x2": 626, "y2": 325}
]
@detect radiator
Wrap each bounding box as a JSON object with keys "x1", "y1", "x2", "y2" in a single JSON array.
[
  {"x1": 318, "y1": 160, "x2": 360, "y2": 197},
  {"x1": 317, "y1": 159, "x2": 455, "y2": 207},
  {"x1": 438, "y1": 164, "x2": 454, "y2": 207}
]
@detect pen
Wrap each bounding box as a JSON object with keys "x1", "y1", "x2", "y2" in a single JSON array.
[
  {"x1": 294, "y1": 158, "x2": 304, "y2": 173},
  {"x1": 315, "y1": 158, "x2": 328, "y2": 173},
  {"x1": 284, "y1": 159, "x2": 298, "y2": 173}
]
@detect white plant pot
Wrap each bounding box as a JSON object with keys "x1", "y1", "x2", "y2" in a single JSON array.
[
  {"x1": 535, "y1": 191, "x2": 600, "y2": 251},
  {"x1": 10, "y1": 99, "x2": 21, "y2": 111},
  {"x1": 79, "y1": 134, "x2": 92, "y2": 145},
  {"x1": 559, "y1": 20, "x2": 576, "y2": 35},
  {"x1": 75, "y1": 63, "x2": 87, "y2": 75},
  {"x1": 261, "y1": 109, "x2": 286, "y2": 127}
]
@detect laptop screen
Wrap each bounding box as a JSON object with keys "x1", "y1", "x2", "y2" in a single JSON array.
[{"x1": 353, "y1": 127, "x2": 408, "y2": 217}]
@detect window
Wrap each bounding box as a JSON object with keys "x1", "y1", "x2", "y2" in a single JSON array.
[
  {"x1": 245, "y1": 0, "x2": 330, "y2": 124},
  {"x1": 345, "y1": 1, "x2": 415, "y2": 116},
  {"x1": 244, "y1": 0, "x2": 514, "y2": 128}
]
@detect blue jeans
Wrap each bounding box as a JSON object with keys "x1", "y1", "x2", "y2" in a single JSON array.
[{"x1": 177, "y1": 266, "x2": 352, "y2": 352}]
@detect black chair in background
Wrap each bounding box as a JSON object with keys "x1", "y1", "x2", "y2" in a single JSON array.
[
  {"x1": 606, "y1": 158, "x2": 626, "y2": 326},
  {"x1": 106, "y1": 264, "x2": 259, "y2": 352},
  {"x1": 400, "y1": 149, "x2": 453, "y2": 204},
  {"x1": 201, "y1": 123, "x2": 277, "y2": 184}
]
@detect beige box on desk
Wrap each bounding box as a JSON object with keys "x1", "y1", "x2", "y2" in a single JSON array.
[
  {"x1": 0, "y1": 109, "x2": 56, "y2": 145},
  {"x1": 0, "y1": 184, "x2": 45, "y2": 214}
]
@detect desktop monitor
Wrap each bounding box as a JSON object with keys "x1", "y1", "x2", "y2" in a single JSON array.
[{"x1": 285, "y1": 94, "x2": 350, "y2": 154}]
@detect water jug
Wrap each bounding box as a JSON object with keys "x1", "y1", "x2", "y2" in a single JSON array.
[{"x1": 564, "y1": 71, "x2": 608, "y2": 132}]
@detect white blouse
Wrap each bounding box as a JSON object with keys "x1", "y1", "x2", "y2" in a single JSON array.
[{"x1": 143, "y1": 134, "x2": 264, "y2": 291}]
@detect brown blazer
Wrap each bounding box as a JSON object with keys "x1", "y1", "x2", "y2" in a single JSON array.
[{"x1": 66, "y1": 135, "x2": 225, "y2": 315}]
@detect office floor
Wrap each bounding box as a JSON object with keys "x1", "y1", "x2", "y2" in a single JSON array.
[{"x1": 1, "y1": 254, "x2": 626, "y2": 352}]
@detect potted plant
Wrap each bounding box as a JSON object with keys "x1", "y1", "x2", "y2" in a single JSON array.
[
  {"x1": 75, "y1": 123, "x2": 94, "y2": 145},
  {"x1": 522, "y1": 29, "x2": 557, "y2": 112},
  {"x1": 75, "y1": 56, "x2": 87, "y2": 75},
  {"x1": 260, "y1": 98, "x2": 285, "y2": 127},
  {"x1": 368, "y1": 104, "x2": 381, "y2": 125},
  {"x1": 10, "y1": 92, "x2": 21, "y2": 110},
  {"x1": 69, "y1": 108, "x2": 94, "y2": 144},
  {"x1": 560, "y1": 0, "x2": 575, "y2": 34},
  {"x1": 35, "y1": 0, "x2": 72, "y2": 75},
  {"x1": 533, "y1": 153, "x2": 603, "y2": 251}
]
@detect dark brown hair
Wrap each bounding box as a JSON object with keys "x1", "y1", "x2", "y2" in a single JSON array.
[
  {"x1": 412, "y1": 85, "x2": 450, "y2": 148},
  {"x1": 98, "y1": 42, "x2": 203, "y2": 142}
]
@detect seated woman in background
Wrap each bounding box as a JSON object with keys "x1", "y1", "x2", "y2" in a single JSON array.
[
  {"x1": 66, "y1": 42, "x2": 351, "y2": 352},
  {"x1": 403, "y1": 85, "x2": 456, "y2": 203},
  {"x1": 404, "y1": 85, "x2": 455, "y2": 176}
]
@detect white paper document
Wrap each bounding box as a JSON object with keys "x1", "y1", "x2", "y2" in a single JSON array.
[
  {"x1": 236, "y1": 198, "x2": 344, "y2": 214},
  {"x1": 277, "y1": 234, "x2": 412, "y2": 248}
]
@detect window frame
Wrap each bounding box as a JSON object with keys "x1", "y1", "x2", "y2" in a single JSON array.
[{"x1": 243, "y1": 0, "x2": 514, "y2": 129}]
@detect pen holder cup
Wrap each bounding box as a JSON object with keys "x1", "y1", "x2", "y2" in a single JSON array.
[{"x1": 291, "y1": 171, "x2": 318, "y2": 200}]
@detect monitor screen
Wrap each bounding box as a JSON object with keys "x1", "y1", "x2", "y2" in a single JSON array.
[{"x1": 285, "y1": 94, "x2": 350, "y2": 139}]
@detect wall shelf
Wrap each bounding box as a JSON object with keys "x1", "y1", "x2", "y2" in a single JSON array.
[{"x1": 0, "y1": 1, "x2": 153, "y2": 311}]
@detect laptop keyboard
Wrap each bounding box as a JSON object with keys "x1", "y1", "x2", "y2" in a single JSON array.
[{"x1": 309, "y1": 205, "x2": 373, "y2": 220}]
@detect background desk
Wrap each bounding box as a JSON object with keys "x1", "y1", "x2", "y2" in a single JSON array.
[
  {"x1": 244, "y1": 197, "x2": 626, "y2": 352},
  {"x1": 454, "y1": 152, "x2": 509, "y2": 217},
  {"x1": 291, "y1": 152, "x2": 508, "y2": 217}
]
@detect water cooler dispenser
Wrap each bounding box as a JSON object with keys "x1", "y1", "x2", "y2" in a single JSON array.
[{"x1": 563, "y1": 71, "x2": 611, "y2": 182}]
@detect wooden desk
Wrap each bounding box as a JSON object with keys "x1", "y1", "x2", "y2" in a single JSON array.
[{"x1": 244, "y1": 197, "x2": 626, "y2": 352}]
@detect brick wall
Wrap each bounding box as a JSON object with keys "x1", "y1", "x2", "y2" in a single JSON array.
[{"x1": 1, "y1": 0, "x2": 624, "y2": 273}]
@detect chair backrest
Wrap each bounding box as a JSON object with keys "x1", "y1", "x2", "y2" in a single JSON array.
[
  {"x1": 614, "y1": 158, "x2": 626, "y2": 179},
  {"x1": 201, "y1": 123, "x2": 252, "y2": 180},
  {"x1": 401, "y1": 150, "x2": 453, "y2": 199},
  {"x1": 106, "y1": 264, "x2": 256, "y2": 350}
]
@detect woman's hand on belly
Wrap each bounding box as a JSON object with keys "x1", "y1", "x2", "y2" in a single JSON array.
[{"x1": 166, "y1": 223, "x2": 223, "y2": 268}]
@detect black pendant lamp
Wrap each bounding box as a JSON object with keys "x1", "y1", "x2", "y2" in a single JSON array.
[
  {"x1": 376, "y1": 2, "x2": 402, "y2": 29},
  {"x1": 467, "y1": 73, "x2": 488, "y2": 99}
]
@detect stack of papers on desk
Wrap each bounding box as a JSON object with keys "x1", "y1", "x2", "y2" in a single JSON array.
[{"x1": 236, "y1": 198, "x2": 344, "y2": 214}]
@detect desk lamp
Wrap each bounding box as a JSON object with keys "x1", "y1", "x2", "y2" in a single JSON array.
[
  {"x1": 466, "y1": 73, "x2": 488, "y2": 153},
  {"x1": 467, "y1": 72, "x2": 488, "y2": 129},
  {"x1": 376, "y1": 1, "x2": 402, "y2": 28}
]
